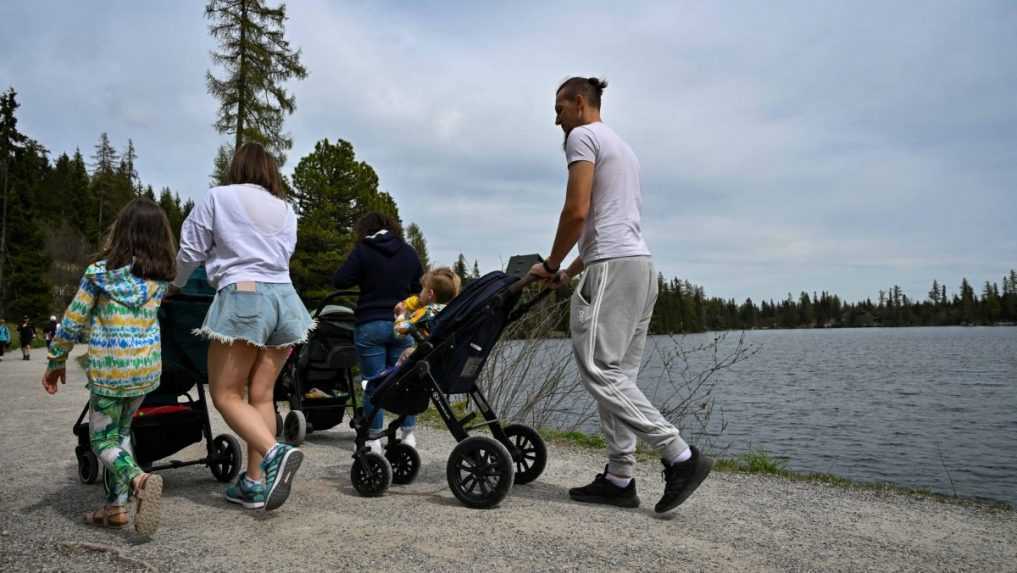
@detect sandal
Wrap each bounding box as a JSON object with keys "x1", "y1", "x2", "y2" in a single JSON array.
[
  {"x1": 132, "y1": 473, "x2": 163, "y2": 536},
  {"x1": 83, "y1": 506, "x2": 129, "y2": 528}
]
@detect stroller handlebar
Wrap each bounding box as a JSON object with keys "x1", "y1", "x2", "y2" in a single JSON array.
[{"x1": 313, "y1": 290, "x2": 359, "y2": 317}]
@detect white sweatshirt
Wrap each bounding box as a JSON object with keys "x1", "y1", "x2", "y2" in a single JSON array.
[{"x1": 174, "y1": 184, "x2": 297, "y2": 289}]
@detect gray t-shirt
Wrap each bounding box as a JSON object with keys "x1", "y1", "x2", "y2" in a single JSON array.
[{"x1": 565, "y1": 122, "x2": 651, "y2": 264}]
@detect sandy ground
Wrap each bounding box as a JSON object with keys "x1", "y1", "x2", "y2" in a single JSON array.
[{"x1": 1, "y1": 348, "x2": 1015, "y2": 572}]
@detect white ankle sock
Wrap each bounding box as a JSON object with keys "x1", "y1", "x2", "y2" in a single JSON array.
[
  {"x1": 604, "y1": 473, "x2": 632, "y2": 488},
  {"x1": 667, "y1": 448, "x2": 693, "y2": 466}
]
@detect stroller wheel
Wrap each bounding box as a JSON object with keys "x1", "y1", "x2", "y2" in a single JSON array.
[
  {"x1": 274, "y1": 411, "x2": 284, "y2": 438},
  {"x1": 77, "y1": 449, "x2": 100, "y2": 484},
  {"x1": 351, "y1": 452, "x2": 392, "y2": 497},
  {"x1": 446, "y1": 436, "x2": 515, "y2": 509},
  {"x1": 210, "y1": 434, "x2": 242, "y2": 483},
  {"x1": 502, "y1": 424, "x2": 547, "y2": 485},
  {"x1": 284, "y1": 410, "x2": 307, "y2": 446},
  {"x1": 386, "y1": 443, "x2": 421, "y2": 485}
]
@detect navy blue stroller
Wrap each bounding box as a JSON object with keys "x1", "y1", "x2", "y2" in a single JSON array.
[{"x1": 350, "y1": 267, "x2": 552, "y2": 508}]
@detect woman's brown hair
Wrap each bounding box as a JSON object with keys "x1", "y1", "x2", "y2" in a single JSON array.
[
  {"x1": 99, "y1": 198, "x2": 177, "y2": 281},
  {"x1": 227, "y1": 142, "x2": 286, "y2": 198},
  {"x1": 354, "y1": 211, "x2": 403, "y2": 241}
]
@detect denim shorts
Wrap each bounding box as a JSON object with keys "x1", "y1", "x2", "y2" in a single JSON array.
[{"x1": 195, "y1": 282, "x2": 315, "y2": 347}]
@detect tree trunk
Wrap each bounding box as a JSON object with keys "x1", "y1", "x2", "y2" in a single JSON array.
[{"x1": 235, "y1": 0, "x2": 248, "y2": 151}]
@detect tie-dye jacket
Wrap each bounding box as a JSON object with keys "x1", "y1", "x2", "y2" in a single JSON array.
[{"x1": 47, "y1": 261, "x2": 169, "y2": 398}]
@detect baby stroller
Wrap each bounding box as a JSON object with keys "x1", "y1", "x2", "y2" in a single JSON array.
[
  {"x1": 73, "y1": 270, "x2": 242, "y2": 486},
  {"x1": 351, "y1": 266, "x2": 552, "y2": 509},
  {"x1": 273, "y1": 299, "x2": 359, "y2": 445}
]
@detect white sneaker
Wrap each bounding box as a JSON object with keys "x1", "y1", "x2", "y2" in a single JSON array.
[
  {"x1": 399, "y1": 428, "x2": 417, "y2": 449},
  {"x1": 365, "y1": 438, "x2": 384, "y2": 455}
]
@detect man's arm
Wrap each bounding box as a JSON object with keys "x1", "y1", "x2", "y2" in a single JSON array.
[
  {"x1": 547, "y1": 161, "x2": 594, "y2": 269},
  {"x1": 531, "y1": 161, "x2": 594, "y2": 280}
]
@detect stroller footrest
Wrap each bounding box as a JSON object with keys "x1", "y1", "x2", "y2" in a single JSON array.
[{"x1": 464, "y1": 418, "x2": 499, "y2": 433}]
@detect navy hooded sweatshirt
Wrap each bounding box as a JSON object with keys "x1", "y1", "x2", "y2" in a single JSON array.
[{"x1": 332, "y1": 232, "x2": 424, "y2": 325}]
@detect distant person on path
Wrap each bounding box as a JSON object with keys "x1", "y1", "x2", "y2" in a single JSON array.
[
  {"x1": 175, "y1": 142, "x2": 313, "y2": 512},
  {"x1": 0, "y1": 318, "x2": 10, "y2": 361},
  {"x1": 18, "y1": 317, "x2": 35, "y2": 360},
  {"x1": 43, "y1": 315, "x2": 58, "y2": 349},
  {"x1": 42, "y1": 198, "x2": 175, "y2": 535},
  {"x1": 530, "y1": 77, "x2": 713, "y2": 513},
  {"x1": 333, "y1": 212, "x2": 424, "y2": 453}
]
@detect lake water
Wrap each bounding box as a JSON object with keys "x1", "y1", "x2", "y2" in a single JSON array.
[{"x1": 490, "y1": 327, "x2": 1017, "y2": 505}]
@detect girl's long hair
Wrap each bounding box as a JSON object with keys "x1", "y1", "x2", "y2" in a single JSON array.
[{"x1": 99, "y1": 198, "x2": 177, "y2": 281}]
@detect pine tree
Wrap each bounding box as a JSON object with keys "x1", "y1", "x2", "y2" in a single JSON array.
[
  {"x1": 404, "y1": 222, "x2": 430, "y2": 270},
  {"x1": 119, "y1": 139, "x2": 139, "y2": 195},
  {"x1": 959, "y1": 278, "x2": 976, "y2": 324},
  {"x1": 3, "y1": 139, "x2": 52, "y2": 319},
  {"x1": 471, "y1": 259, "x2": 481, "y2": 279},
  {"x1": 90, "y1": 132, "x2": 119, "y2": 242},
  {"x1": 67, "y1": 149, "x2": 93, "y2": 239},
  {"x1": 454, "y1": 254, "x2": 468, "y2": 283},
  {"x1": 289, "y1": 138, "x2": 399, "y2": 302},
  {"x1": 0, "y1": 87, "x2": 29, "y2": 317},
  {"x1": 159, "y1": 187, "x2": 185, "y2": 239},
  {"x1": 928, "y1": 280, "x2": 941, "y2": 305},
  {"x1": 211, "y1": 143, "x2": 233, "y2": 186},
  {"x1": 206, "y1": 0, "x2": 307, "y2": 164}
]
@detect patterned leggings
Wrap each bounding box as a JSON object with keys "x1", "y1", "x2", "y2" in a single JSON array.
[{"x1": 89, "y1": 394, "x2": 145, "y2": 506}]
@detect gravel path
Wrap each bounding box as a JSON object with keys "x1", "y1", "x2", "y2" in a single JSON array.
[{"x1": 1, "y1": 349, "x2": 1014, "y2": 572}]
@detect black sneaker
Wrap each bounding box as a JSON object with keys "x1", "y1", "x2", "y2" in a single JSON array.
[
  {"x1": 568, "y1": 466, "x2": 640, "y2": 508},
  {"x1": 655, "y1": 446, "x2": 713, "y2": 513}
]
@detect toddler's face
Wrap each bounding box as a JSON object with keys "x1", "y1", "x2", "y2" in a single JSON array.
[{"x1": 418, "y1": 282, "x2": 434, "y2": 305}]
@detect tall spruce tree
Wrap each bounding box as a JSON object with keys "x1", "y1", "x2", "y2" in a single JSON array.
[
  {"x1": 206, "y1": 0, "x2": 307, "y2": 164},
  {"x1": 211, "y1": 143, "x2": 233, "y2": 186},
  {"x1": 4, "y1": 139, "x2": 52, "y2": 319},
  {"x1": 90, "y1": 132, "x2": 119, "y2": 242},
  {"x1": 0, "y1": 88, "x2": 29, "y2": 317},
  {"x1": 454, "y1": 254, "x2": 468, "y2": 283},
  {"x1": 405, "y1": 222, "x2": 430, "y2": 270}
]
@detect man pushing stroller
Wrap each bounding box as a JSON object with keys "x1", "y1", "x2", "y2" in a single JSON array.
[{"x1": 530, "y1": 77, "x2": 713, "y2": 513}]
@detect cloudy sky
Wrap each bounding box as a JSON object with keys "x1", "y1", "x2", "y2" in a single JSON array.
[{"x1": 2, "y1": 1, "x2": 1014, "y2": 303}]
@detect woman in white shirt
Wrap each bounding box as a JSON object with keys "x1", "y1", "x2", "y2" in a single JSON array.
[{"x1": 175, "y1": 142, "x2": 313, "y2": 512}]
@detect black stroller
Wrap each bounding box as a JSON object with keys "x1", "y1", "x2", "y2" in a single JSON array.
[
  {"x1": 73, "y1": 272, "x2": 242, "y2": 486},
  {"x1": 351, "y1": 268, "x2": 552, "y2": 509},
  {"x1": 273, "y1": 300, "x2": 359, "y2": 445}
]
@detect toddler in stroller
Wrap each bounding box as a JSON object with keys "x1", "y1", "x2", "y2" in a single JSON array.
[{"x1": 349, "y1": 262, "x2": 553, "y2": 509}]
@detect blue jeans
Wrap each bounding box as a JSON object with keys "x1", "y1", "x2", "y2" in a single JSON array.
[{"x1": 354, "y1": 320, "x2": 415, "y2": 432}]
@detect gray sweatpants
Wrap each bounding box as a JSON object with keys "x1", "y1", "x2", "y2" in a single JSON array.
[{"x1": 571, "y1": 256, "x2": 688, "y2": 478}]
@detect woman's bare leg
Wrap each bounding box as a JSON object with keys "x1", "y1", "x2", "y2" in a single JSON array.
[
  {"x1": 207, "y1": 341, "x2": 276, "y2": 477},
  {"x1": 245, "y1": 346, "x2": 290, "y2": 479}
]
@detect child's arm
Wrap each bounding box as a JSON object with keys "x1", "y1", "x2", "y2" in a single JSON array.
[
  {"x1": 394, "y1": 306, "x2": 426, "y2": 336},
  {"x1": 44, "y1": 276, "x2": 99, "y2": 393}
]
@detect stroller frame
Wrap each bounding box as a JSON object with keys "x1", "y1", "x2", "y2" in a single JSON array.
[
  {"x1": 273, "y1": 291, "x2": 361, "y2": 446},
  {"x1": 348, "y1": 271, "x2": 553, "y2": 508}
]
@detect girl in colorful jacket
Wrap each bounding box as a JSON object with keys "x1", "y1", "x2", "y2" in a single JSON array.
[{"x1": 42, "y1": 198, "x2": 177, "y2": 536}]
